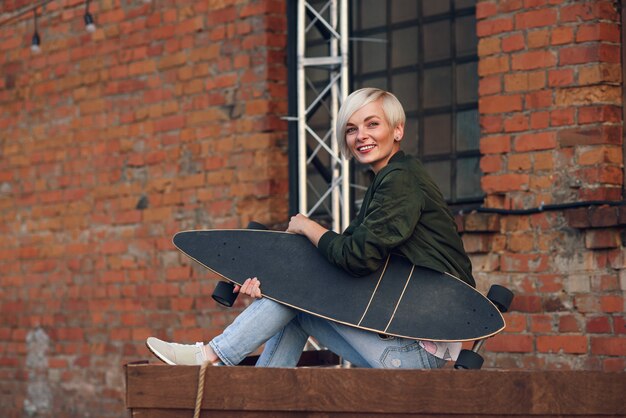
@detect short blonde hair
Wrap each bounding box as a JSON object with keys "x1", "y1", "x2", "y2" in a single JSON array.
[{"x1": 336, "y1": 88, "x2": 406, "y2": 158}]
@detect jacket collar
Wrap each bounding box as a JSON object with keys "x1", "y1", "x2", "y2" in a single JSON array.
[{"x1": 389, "y1": 150, "x2": 405, "y2": 164}]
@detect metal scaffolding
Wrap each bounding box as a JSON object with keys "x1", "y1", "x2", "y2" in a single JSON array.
[{"x1": 295, "y1": 0, "x2": 350, "y2": 233}]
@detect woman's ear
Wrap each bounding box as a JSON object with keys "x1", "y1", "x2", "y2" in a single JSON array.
[{"x1": 393, "y1": 123, "x2": 404, "y2": 142}]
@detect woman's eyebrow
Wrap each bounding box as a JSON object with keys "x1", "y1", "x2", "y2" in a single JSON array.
[{"x1": 347, "y1": 115, "x2": 380, "y2": 125}]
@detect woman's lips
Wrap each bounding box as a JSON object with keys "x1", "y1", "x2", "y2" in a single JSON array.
[{"x1": 356, "y1": 144, "x2": 376, "y2": 153}]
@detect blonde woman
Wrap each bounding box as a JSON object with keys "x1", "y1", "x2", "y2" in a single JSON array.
[{"x1": 147, "y1": 88, "x2": 474, "y2": 368}]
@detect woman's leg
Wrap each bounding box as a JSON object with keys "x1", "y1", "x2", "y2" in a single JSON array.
[
  {"x1": 208, "y1": 298, "x2": 299, "y2": 366},
  {"x1": 254, "y1": 317, "x2": 309, "y2": 367},
  {"x1": 147, "y1": 298, "x2": 299, "y2": 366},
  {"x1": 296, "y1": 313, "x2": 447, "y2": 369}
]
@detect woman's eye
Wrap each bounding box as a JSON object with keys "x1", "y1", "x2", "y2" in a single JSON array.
[
  {"x1": 346, "y1": 127, "x2": 356, "y2": 134},
  {"x1": 368, "y1": 121, "x2": 379, "y2": 127}
]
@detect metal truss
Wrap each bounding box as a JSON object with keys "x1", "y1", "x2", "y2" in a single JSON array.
[{"x1": 295, "y1": 0, "x2": 350, "y2": 233}]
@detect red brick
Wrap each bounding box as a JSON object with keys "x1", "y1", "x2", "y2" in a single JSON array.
[
  {"x1": 503, "y1": 114, "x2": 529, "y2": 132},
  {"x1": 578, "y1": 106, "x2": 621, "y2": 124},
  {"x1": 585, "y1": 230, "x2": 620, "y2": 250},
  {"x1": 480, "y1": 115, "x2": 503, "y2": 133},
  {"x1": 482, "y1": 173, "x2": 529, "y2": 193},
  {"x1": 600, "y1": 295, "x2": 624, "y2": 313},
  {"x1": 603, "y1": 358, "x2": 626, "y2": 372},
  {"x1": 527, "y1": 29, "x2": 551, "y2": 49},
  {"x1": 512, "y1": 50, "x2": 557, "y2": 70},
  {"x1": 560, "y1": 3, "x2": 598, "y2": 22},
  {"x1": 530, "y1": 314, "x2": 553, "y2": 333},
  {"x1": 615, "y1": 316, "x2": 626, "y2": 334},
  {"x1": 586, "y1": 316, "x2": 612, "y2": 333},
  {"x1": 166, "y1": 266, "x2": 192, "y2": 281},
  {"x1": 559, "y1": 44, "x2": 599, "y2": 65},
  {"x1": 486, "y1": 334, "x2": 534, "y2": 352},
  {"x1": 576, "y1": 22, "x2": 621, "y2": 43},
  {"x1": 537, "y1": 335, "x2": 588, "y2": 354},
  {"x1": 529, "y1": 111, "x2": 550, "y2": 129},
  {"x1": 480, "y1": 95, "x2": 523, "y2": 114},
  {"x1": 515, "y1": 8, "x2": 557, "y2": 29},
  {"x1": 591, "y1": 337, "x2": 626, "y2": 356},
  {"x1": 478, "y1": 36, "x2": 501, "y2": 56},
  {"x1": 551, "y1": 26, "x2": 574, "y2": 45},
  {"x1": 588, "y1": 206, "x2": 618, "y2": 227},
  {"x1": 501, "y1": 33, "x2": 525, "y2": 52},
  {"x1": 547, "y1": 69, "x2": 574, "y2": 87},
  {"x1": 559, "y1": 315, "x2": 581, "y2": 332},
  {"x1": 477, "y1": 17, "x2": 514, "y2": 37},
  {"x1": 559, "y1": 126, "x2": 621, "y2": 147},
  {"x1": 479, "y1": 75, "x2": 502, "y2": 96},
  {"x1": 514, "y1": 131, "x2": 557, "y2": 152},
  {"x1": 479, "y1": 56, "x2": 509, "y2": 75},
  {"x1": 480, "y1": 154, "x2": 503, "y2": 173},
  {"x1": 550, "y1": 108, "x2": 575, "y2": 126},
  {"x1": 525, "y1": 90, "x2": 552, "y2": 110},
  {"x1": 498, "y1": 0, "x2": 524, "y2": 12}
]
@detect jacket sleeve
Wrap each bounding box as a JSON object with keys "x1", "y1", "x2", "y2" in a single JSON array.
[{"x1": 318, "y1": 168, "x2": 425, "y2": 276}]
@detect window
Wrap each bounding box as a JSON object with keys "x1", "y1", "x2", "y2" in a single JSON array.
[{"x1": 350, "y1": 0, "x2": 481, "y2": 209}]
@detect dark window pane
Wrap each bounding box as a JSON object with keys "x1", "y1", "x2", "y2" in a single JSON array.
[
  {"x1": 392, "y1": 27, "x2": 419, "y2": 68},
  {"x1": 455, "y1": 0, "x2": 477, "y2": 9},
  {"x1": 423, "y1": 113, "x2": 452, "y2": 155},
  {"x1": 400, "y1": 117, "x2": 419, "y2": 155},
  {"x1": 456, "y1": 15, "x2": 477, "y2": 57},
  {"x1": 391, "y1": 0, "x2": 418, "y2": 22},
  {"x1": 424, "y1": 66, "x2": 452, "y2": 108},
  {"x1": 424, "y1": 160, "x2": 451, "y2": 200},
  {"x1": 360, "y1": 0, "x2": 387, "y2": 29},
  {"x1": 424, "y1": 20, "x2": 451, "y2": 62},
  {"x1": 358, "y1": 77, "x2": 388, "y2": 91},
  {"x1": 456, "y1": 157, "x2": 482, "y2": 199},
  {"x1": 392, "y1": 72, "x2": 418, "y2": 112},
  {"x1": 456, "y1": 61, "x2": 478, "y2": 104},
  {"x1": 423, "y1": 0, "x2": 450, "y2": 16},
  {"x1": 358, "y1": 34, "x2": 387, "y2": 73},
  {"x1": 456, "y1": 109, "x2": 479, "y2": 152},
  {"x1": 350, "y1": 0, "x2": 480, "y2": 205}
]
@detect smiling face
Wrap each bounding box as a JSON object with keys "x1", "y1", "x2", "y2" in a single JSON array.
[{"x1": 345, "y1": 99, "x2": 404, "y2": 173}]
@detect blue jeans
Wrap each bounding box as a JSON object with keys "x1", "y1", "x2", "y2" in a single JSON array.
[{"x1": 209, "y1": 298, "x2": 446, "y2": 369}]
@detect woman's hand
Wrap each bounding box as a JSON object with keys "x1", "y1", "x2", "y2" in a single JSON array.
[
  {"x1": 233, "y1": 277, "x2": 262, "y2": 299},
  {"x1": 287, "y1": 214, "x2": 328, "y2": 247}
]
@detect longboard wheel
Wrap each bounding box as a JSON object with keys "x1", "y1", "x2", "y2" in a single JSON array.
[
  {"x1": 247, "y1": 221, "x2": 268, "y2": 230},
  {"x1": 487, "y1": 285, "x2": 514, "y2": 313},
  {"x1": 454, "y1": 349, "x2": 484, "y2": 370},
  {"x1": 212, "y1": 281, "x2": 238, "y2": 307}
]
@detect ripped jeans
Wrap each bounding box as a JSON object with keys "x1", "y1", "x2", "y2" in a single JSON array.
[{"x1": 208, "y1": 298, "x2": 447, "y2": 369}]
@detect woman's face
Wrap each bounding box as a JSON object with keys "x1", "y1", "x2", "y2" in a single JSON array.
[{"x1": 345, "y1": 99, "x2": 403, "y2": 173}]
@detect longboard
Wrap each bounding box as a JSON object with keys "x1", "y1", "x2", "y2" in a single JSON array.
[{"x1": 173, "y1": 229, "x2": 506, "y2": 342}]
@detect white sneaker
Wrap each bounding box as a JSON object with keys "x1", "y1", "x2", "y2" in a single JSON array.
[{"x1": 146, "y1": 337, "x2": 208, "y2": 365}]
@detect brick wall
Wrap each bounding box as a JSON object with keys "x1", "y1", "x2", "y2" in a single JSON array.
[
  {"x1": 1, "y1": 0, "x2": 626, "y2": 417},
  {"x1": 473, "y1": 0, "x2": 625, "y2": 370},
  {"x1": 0, "y1": 1, "x2": 287, "y2": 416}
]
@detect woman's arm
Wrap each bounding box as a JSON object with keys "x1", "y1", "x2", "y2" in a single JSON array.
[{"x1": 286, "y1": 213, "x2": 329, "y2": 247}]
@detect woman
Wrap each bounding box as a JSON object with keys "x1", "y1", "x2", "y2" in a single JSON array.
[{"x1": 147, "y1": 88, "x2": 474, "y2": 368}]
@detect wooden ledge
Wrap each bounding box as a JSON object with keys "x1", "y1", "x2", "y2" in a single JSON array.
[{"x1": 126, "y1": 363, "x2": 625, "y2": 417}]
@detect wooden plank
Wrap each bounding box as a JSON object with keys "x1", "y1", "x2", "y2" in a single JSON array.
[{"x1": 126, "y1": 364, "x2": 626, "y2": 416}]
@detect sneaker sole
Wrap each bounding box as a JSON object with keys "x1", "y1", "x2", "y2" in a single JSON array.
[{"x1": 145, "y1": 339, "x2": 176, "y2": 365}]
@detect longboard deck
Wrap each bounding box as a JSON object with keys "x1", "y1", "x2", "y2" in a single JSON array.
[{"x1": 173, "y1": 229, "x2": 505, "y2": 342}]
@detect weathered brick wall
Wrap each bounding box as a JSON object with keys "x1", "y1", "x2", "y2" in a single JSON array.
[
  {"x1": 0, "y1": 0, "x2": 287, "y2": 416},
  {"x1": 473, "y1": 0, "x2": 625, "y2": 370},
  {"x1": 1, "y1": 0, "x2": 625, "y2": 416}
]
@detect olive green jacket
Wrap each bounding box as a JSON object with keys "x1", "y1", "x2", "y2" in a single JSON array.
[{"x1": 318, "y1": 152, "x2": 475, "y2": 287}]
